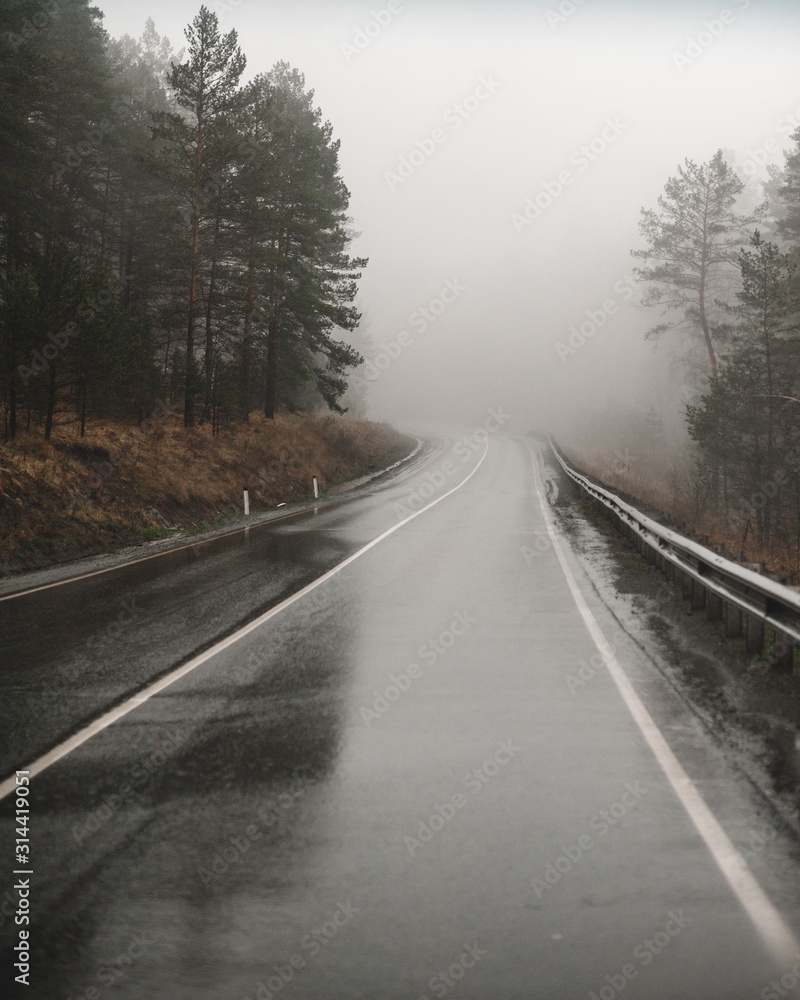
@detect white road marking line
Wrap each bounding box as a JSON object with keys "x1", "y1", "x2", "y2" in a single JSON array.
[
  {"x1": 0, "y1": 443, "x2": 489, "y2": 801},
  {"x1": 530, "y1": 443, "x2": 800, "y2": 966},
  {"x1": 0, "y1": 442, "x2": 426, "y2": 603},
  {"x1": 0, "y1": 516, "x2": 288, "y2": 603}
]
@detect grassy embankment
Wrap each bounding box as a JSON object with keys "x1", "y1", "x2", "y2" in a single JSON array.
[
  {"x1": 562, "y1": 441, "x2": 799, "y2": 575},
  {"x1": 0, "y1": 411, "x2": 415, "y2": 575}
]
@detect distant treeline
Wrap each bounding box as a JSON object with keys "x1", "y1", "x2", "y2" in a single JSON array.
[
  {"x1": 633, "y1": 141, "x2": 800, "y2": 559},
  {"x1": 0, "y1": 1, "x2": 366, "y2": 439}
]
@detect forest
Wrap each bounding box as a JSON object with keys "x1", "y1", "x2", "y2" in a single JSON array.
[
  {"x1": 6, "y1": 0, "x2": 800, "y2": 571},
  {"x1": 0, "y1": 0, "x2": 366, "y2": 441},
  {"x1": 587, "y1": 140, "x2": 800, "y2": 570}
]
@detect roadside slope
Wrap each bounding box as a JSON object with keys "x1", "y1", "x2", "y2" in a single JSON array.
[{"x1": 0, "y1": 411, "x2": 415, "y2": 575}]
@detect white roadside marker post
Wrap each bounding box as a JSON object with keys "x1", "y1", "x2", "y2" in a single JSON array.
[
  {"x1": 243, "y1": 489, "x2": 250, "y2": 516},
  {"x1": 313, "y1": 477, "x2": 319, "y2": 499}
]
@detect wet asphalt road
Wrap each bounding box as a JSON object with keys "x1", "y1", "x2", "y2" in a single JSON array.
[{"x1": 3, "y1": 431, "x2": 800, "y2": 999}]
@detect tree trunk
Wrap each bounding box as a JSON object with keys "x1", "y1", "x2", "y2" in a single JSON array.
[
  {"x1": 44, "y1": 367, "x2": 57, "y2": 441},
  {"x1": 185, "y1": 203, "x2": 201, "y2": 427},
  {"x1": 8, "y1": 372, "x2": 16, "y2": 440},
  {"x1": 241, "y1": 234, "x2": 257, "y2": 417},
  {"x1": 698, "y1": 263, "x2": 718, "y2": 378},
  {"x1": 185, "y1": 96, "x2": 205, "y2": 428},
  {"x1": 121, "y1": 193, "x2": 139, "y2": 307},
  {"x1": 264, "y1": 243, "x2": 283, "y2": 420},
  {"x1": 264, "y1": 310, "x2": 279, "y2": 420},
  {"x1": 7, "y1": 321, "x2": 17, "y2": 440},
  {"x1": 202, "y1": 209, "x2": 223, "y2": 420}
]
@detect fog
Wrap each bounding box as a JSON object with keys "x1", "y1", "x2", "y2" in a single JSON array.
[{"x1": 99, "y1": 0, "x2": 800, "y2": 439}]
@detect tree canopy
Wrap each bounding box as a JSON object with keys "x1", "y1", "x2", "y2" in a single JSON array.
[
  {"x1": 0, "y1": 2, "x2": 366, "y2": 439},
  {"x1": 636, "y1": 143, "x2": 800, "y2": 559}
]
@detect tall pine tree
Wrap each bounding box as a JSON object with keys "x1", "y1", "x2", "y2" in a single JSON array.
[
  {"x1": 633, "y1": 150, "x2": 761, "y2": 377},
  {"x1": 153, "y1": 5, "x2": 245, "y2": 426}
]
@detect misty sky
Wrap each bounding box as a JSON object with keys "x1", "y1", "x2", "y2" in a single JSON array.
[{"x1": 97, "y1": 0, "x2": 800, "y2": 437}]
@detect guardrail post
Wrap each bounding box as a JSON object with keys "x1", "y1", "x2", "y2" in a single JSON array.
[
  {"x1": 725, "y1": 604, "x2": 742, "y2": 638},
  {"x1": 772, "y1": 631, "x2": 794, "y2": 673},
  {"x1": 548, "y1": 436, "x2": 800, "y2": 668},
  {"x1": 746, "y1": 614, "x2": 765, "y2": 654},
  {"x1": 706, "y1": 593, "x2": 723, "y2": 623}
]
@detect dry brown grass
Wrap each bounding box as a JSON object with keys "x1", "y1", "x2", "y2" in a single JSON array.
[
  {"x1": 562, "y1": 442, "x2": 800, "y2": 575},
  {"x1": 0, "y1": 410, "x2": 414, "y2": 574}
]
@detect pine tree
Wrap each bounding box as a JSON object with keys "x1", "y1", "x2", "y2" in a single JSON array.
[
  {"x1": 153, "y1": 5, "x2": 246, "y2": 426},
  {"x1": 105, "y1": 20, "x2": 181, "y2": 301},
  {"x1": 0, "y1": 0, "x2": 51, "y2": 271},
  {"x1": 248, "y1": 64, "x2": 366, "y2": 418},
  {"x1": 633, "y1": 150, "x2": 762, "y2": 378},
  {"x1": 777, "y1": 128, "x2": 800, "y2": 248},
  {"x1": 688, "y1": 234, "x2": 800, "y2": 547},
  {"x1": 28, "y1": 0, "x2": 115, "y2": 254},
  {"x1": 1, "y1": 6, "x2": 367, "y2": 441}
]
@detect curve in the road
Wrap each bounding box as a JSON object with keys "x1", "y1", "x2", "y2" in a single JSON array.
[
  {"x1": 0, "y1": 441, "x2": 489, "y2": 802},
  {"x1": 0, "y1": 439, "x2": 426, "y2": 604}
]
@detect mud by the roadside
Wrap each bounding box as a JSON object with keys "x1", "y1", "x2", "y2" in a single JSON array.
[{"x1": 542, "y1": 443, "x2": 800, "y2": 837}]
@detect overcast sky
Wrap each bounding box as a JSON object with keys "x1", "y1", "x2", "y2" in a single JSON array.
[{"x1": 98, "y1": 0, "x2": 800, "y2": 437}]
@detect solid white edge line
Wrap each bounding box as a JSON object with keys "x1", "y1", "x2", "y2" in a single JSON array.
[
  {"x1": 0, "y1": 439, "x2": 427, "y2": 604},
  {"x1": 530, "y1": 443, "x2": 800, "y2": 967},
  {"x1": 0, "y1": 442, "x2": 490, "y2": 802}
]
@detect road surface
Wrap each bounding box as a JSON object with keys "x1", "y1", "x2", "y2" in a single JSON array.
[{"x1": 2, "y1": 428, "x2": 800, "y2": 999}]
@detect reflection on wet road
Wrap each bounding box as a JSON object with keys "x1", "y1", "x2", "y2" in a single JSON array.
[{"x1": 3, "y1": 434, "x2": 800, "y2": 999}]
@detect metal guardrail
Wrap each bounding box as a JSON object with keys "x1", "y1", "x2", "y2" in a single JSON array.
[{"x1": 548, "y1": 435, "x2": 800, "y2": 666}]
